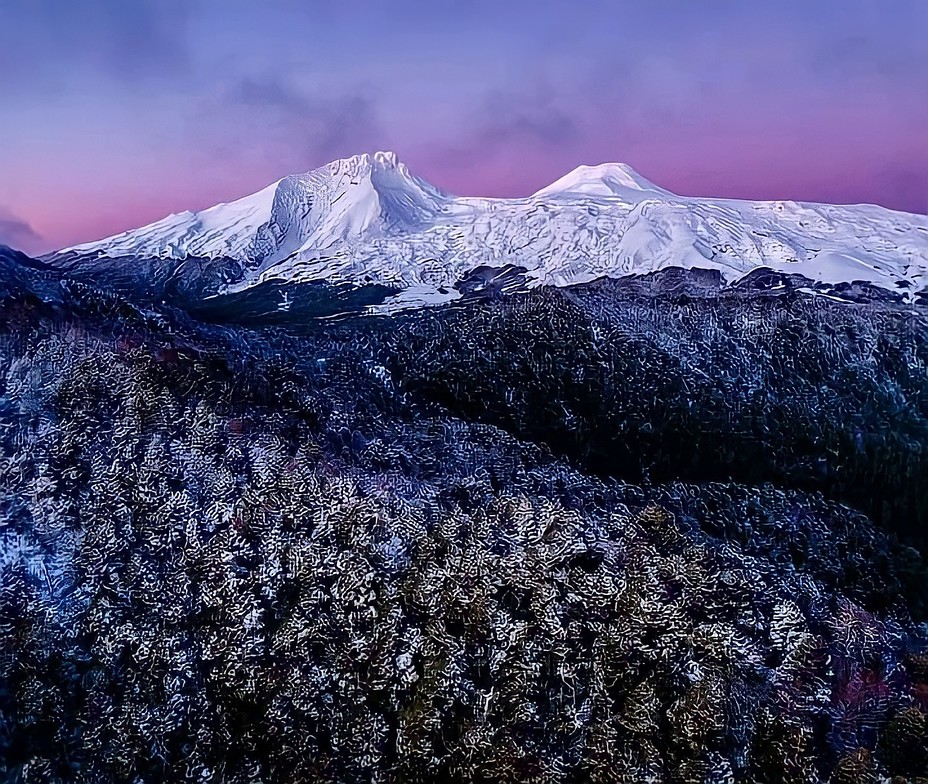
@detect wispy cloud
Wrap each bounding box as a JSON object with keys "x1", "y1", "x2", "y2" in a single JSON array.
[
  {"x1": 809, "y1": 33, "x2": 928, "y2": 83},
  {"x1": 189, "y1": 75, "x2": 386, "y2": 175},
  {"x1": 0, "y1": 207, "x2": 42, "y2": 252},
  {"x1": 0, "y1": 0, "x2": 197, "y2": 87},
  {"x1": 477, "y1": 85, "x2": 580, "y2": 146}
]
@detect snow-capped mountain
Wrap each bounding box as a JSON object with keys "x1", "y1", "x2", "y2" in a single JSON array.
[{"x1": 56, "y1": 151, "x2": 928, "y2": 309}]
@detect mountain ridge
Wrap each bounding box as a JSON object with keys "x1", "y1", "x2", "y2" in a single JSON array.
[{"x1": 51, "y1": 151, "x2": 928, "y2": 310}]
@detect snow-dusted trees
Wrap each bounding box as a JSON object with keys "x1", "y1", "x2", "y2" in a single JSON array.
[{"x1": 0, "y1": 277, "x2": 927, "y2": 782}]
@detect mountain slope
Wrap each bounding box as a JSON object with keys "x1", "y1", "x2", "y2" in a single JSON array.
[
  {"x1": 53, "y1": 151, "x2": 928, "y2": 309},
  {"x1": 61, "y1": 152, "x2": 445, "y2": 265},
  {"x1": 2, "y1": 255, "x2": 928, "y2": 782}
]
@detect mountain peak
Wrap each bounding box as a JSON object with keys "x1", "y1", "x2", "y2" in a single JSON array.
[
  {"x1": 371, "y1": 150, "x2": 401, "y2": 167},
  {"x1": 330, "y1": 150, "x2": 397, "y2": 167},
  {"x1": 533, "y1": 162, "x2": 670, "y2": 198},
  {"x1": 301, "y1": 150, "x2": 445, "y2": 200},
  {"x1": 318, "y1": 150, "x2": 407, "y2": 177}
]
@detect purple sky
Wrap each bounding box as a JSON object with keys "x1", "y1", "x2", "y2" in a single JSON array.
[{"x1": 2, "y1": 0, "x2": 927, "y2": 255}]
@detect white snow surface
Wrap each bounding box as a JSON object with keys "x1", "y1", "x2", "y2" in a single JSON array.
[{"x1": 62, "y1": 151, "x2": 928, "y2": 302}]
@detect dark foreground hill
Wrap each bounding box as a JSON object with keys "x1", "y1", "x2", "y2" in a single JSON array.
[{"x1": 1, "y1": 248, "x2": 927, "y2": 782}]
